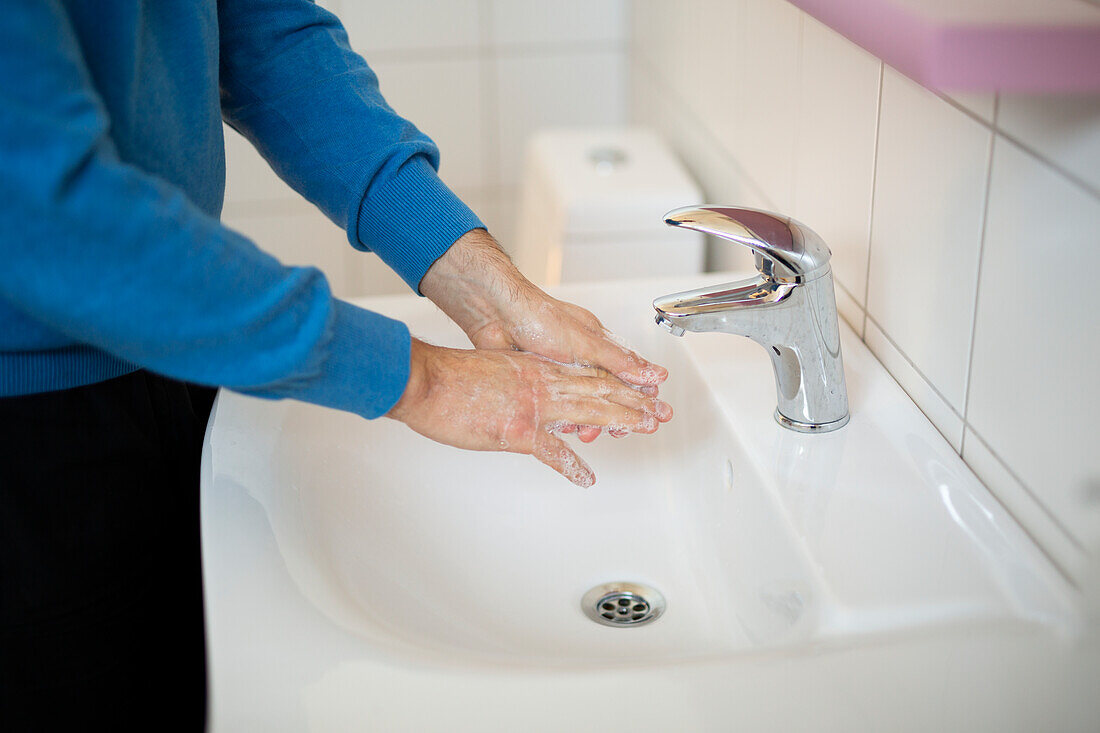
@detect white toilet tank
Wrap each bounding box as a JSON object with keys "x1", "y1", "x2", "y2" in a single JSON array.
[{"x1": 514, "y1": 128, "x2": 705, "y2": 286}]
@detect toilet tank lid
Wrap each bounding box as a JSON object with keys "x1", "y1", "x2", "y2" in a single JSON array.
[{"x1": 525, "y1": 127, "x2": 703, "y2": 236}]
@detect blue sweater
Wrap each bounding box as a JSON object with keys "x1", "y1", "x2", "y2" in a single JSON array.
[{"x1": 0, "y1": 0, "x2": 483, "y2": 418}]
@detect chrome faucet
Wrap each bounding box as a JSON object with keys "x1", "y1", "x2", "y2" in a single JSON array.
[{"x1": 653, "y1": 206, "x2": 849, "y2": 433}]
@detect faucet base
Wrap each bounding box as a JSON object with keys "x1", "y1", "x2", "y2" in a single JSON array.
[{"x1": 774, "y1": 409, "x2": 850, "y2": 434}]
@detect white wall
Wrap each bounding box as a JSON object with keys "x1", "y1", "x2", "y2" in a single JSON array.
[
  {"x1": 221, "y1": 0, "x2": 628, "y2": 297},
  {"x1": 631, "y1": 0, "x2": 1100, "y2": 584}
]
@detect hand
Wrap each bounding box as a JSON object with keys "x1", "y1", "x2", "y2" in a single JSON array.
[
  {"x1": 386, "y1": 339, "x2": 673, "y2": 487},
  {"x1": 421, "y1": 229, "x2": 670, "y2": 441}
]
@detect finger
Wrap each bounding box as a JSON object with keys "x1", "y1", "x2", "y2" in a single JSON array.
[
  {"x1": 533, "y1": 431, "x2": 595, "y2": 488},
  {"x1": 584, "y1": 332, "x2": 669, "y2": 387},
  {"x1": 578, "y1": 426, "x2": 601, "y2": 442},
  {"x1": 550, "y1": 362, "x2": 607, "y2": 379},
  {"x1": 552, "y1": 397, "x2": 660, "y2": 434},
  {"x1": 543, "y1": 420, "x2": 577, "y2": 435},
  {"x1": 563, "y1": 376, "x2": 673, "y2": 422},
  {"x1": 609, "y1": 428, "x2": 628, "y2": 438}
]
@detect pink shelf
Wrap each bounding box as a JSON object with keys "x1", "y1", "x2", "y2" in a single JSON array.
[{"x1": 788, "y1": 0, "x2": 1100, "y2": 93}]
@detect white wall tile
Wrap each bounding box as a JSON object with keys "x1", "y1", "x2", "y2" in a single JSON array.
[
  {"x1": 792, "y1": 15, "x2": 881, "y2": 308},
  {"x1": 351, "y1": 253, "x2": 412, "y2": 297},
  {"x1": 637, "y1": 0, "x2": 745, "y2": 150},
  {"x1": 681, "y1": 0, "x2": 748, "y2": 204},
  {"x1": 631, "y1": 0, "x2": 759, "y2": 220},
  {"x1": 495, "y1": 51, "x2": 626, "y2": 187},
  {"x1": 865, "y1": 318, "x2": 965, "y2": 451},
  {"x1": 732, "y1": 0, "x2": 802, "y2": 212},
  {"x1": 966, "y1": 138, "x2": 1100, "y2": 551},
  {"x1": 336, "y1": 0, "x2": 481, "y2": 54},
  {"x1": 490, "y1": 0, "x2": 625, "y2": 46},
  {"x1": 630, "y1": 0, "x2": 753, "y2": 228},
  {"x1": 628, "y1": 66, "x2": 759, "y2": 273},
  {"x1": 997, "y1": 94, "x2": 1100, "y2": 194},
  {"x1": 629, "y1": 0, "x2": 661, "y2": 58},
  {"x1": 945, "y1": 93, "x2": 996, "y2": 124},
  {"x1": 833, "y1": 280, "x2": 864, "y2": 337},
  {"x1": 223, "y1": 126, "x2": 298, "y2": 207},
  {"x1": 369, "y1": 58, "x2": 488, "y2": 191},
  {"x1": 963, "y1": 427, "x2": 1089, "y2": 584},
  {"x1": 631, "y1": 0, "x2": 696, "y2": 96},
  {"x1": 456, "y1": 187, "x2": 518, "y2": 254},
  {"x1": 866, "y1": 68, "x2": 992, "y2": 412},
  {"x1": 224, "y1": 198, "x2": 411, "y2": 299},
  {"x1": 222, "y1": 199, "x2": 357, "y2": 298}
]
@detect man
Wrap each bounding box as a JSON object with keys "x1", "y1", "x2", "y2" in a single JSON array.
[{"x1": 0, "y1": 1, "x2": 671, "y2": 729}]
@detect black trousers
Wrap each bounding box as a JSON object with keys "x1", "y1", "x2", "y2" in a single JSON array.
[{"x1": 0, "y1": 371, "x2": 215, "y2": 731}]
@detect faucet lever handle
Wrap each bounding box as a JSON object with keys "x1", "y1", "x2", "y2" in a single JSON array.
[{"x1": 664, "y1": 206, "x2": 832, "y2": 283}]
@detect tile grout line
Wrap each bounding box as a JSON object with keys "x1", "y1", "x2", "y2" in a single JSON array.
[
  {"x1": 935, "y1": 92, "x2": 994, "y2": 129},
  {"x1": 864, "y1": 315, "x2": 969, "y2": 451},
  {"x1": 959, "y1": 94, "x2": 1000, "y2": 457},
  {"x1": 832, "y1": 279, "x2": 867, "y2": 334},
  {"x1": 833, "y1": 277, "x2": 860, "y2": 307},
  {"x1": 494, "y1": 39, "x2": 630, "y2": 58},
  {"x1": 966, "y1": 426, "x2": 1087, "y2": 556},
  {"x1": 865, "y1": 313, "x2": 965, "y2": 424},
  {"x1": 935, "y1": 91, "x2": 1100, "y2": 203},
  {"x1": 995, "y1": 127, "x2": 1100, "y2": 203},
  {"x1": 967, "y1": 434, "x2": 1084, "y2": 590},
  {"x1": 860, "y1": 62, "x2": 886, "y2": 342}
]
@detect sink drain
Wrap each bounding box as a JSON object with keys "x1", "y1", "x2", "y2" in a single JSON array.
[{"x1": 582, "y1": 582, "x2": 666, "y2": 627}]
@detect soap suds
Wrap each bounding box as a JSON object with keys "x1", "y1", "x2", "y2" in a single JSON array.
[
  {"x1": 511, "y1": 317, "x2": 547, "y2": 345},
  {"x1": 600, "y1": 326, "x2": 632, "y2": 350},
  {"x1": 556, "y1": 446, "x2": 595, "y2": 488},
  {"x1": 632, "y1": 365, "x2": 666, "y2": 386}
]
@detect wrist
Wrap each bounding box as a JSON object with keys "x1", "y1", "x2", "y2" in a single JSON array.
[
  {"x1": 386, "y1": 338, "x2": 434, "y2": 422},
  {"x1": 420, "y1": 228, "x2": 533, "y2": 337}
]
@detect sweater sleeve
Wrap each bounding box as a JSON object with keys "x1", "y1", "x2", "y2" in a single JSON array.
[
  {"x1": 0, "y1": 0, "x2": 409, "y2": 419},
  {"x1": 217, "y1": 0, "x2": 484, "y2": 293}
]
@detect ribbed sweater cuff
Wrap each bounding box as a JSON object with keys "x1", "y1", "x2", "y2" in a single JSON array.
[
  {"x1": 352, "y1": 156, "x2": 484, "y2": 294},
  {"x1": 283, "y1": 299, "x2": 411, "y2": 420}
]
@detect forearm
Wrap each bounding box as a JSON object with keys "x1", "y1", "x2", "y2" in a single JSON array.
[{"x1": 218, "y1": 0, "x2": 483, "y2": 292}]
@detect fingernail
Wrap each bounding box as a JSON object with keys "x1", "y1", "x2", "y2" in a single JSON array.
[
  {"x1": 638, "y1": 415, "x2": 658, "y2": 432},
  {"x1": 655, "y1": 401, "x2": 673, "y2": 420}
]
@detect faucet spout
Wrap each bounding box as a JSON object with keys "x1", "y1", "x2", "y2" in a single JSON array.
[{"x1": 653, "y1": 206, "x2": 850, "y2": 433}]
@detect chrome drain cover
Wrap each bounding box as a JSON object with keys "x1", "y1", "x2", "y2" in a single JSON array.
[{"x1": 582, "y1": 582, "x2": 666, "y2": 627}]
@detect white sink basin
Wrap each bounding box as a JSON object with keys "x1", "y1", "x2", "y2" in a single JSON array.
[{"x1": 201, "y1": 275, "x2": 1089, "y2": 730}]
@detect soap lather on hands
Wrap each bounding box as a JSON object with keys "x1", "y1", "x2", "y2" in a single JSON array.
[{"x1": 387, "y1": 228, "x2": 672, "y2": 486}]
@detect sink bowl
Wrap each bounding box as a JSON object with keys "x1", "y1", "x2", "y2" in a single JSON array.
[{"x1": 201, "y1": 275, "x2": 1086, "y2": 730}]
